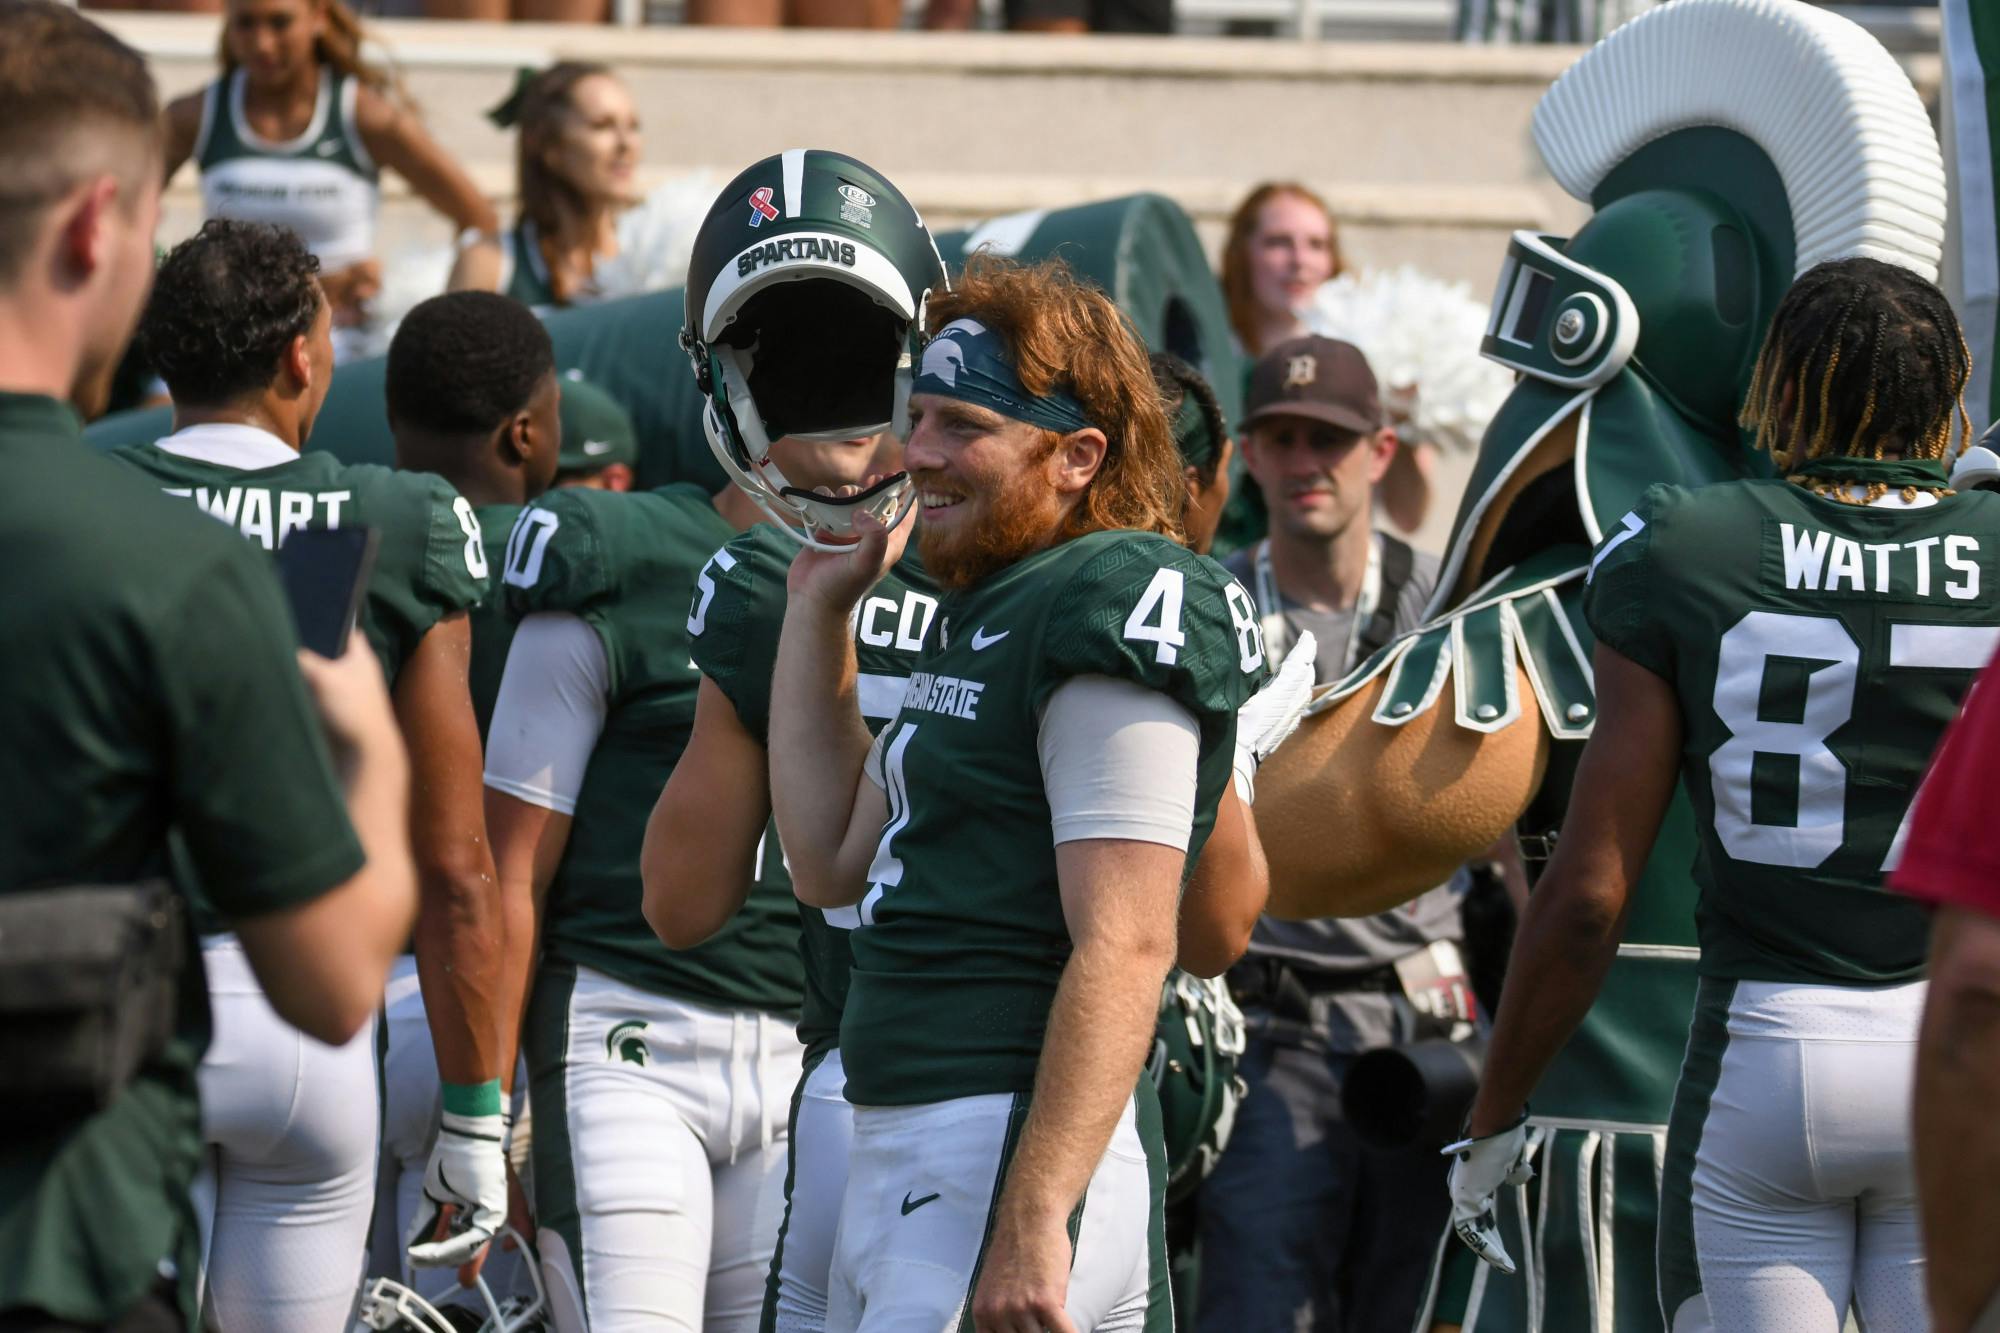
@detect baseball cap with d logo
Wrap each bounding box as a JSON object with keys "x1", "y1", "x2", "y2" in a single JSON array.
[{"x1": 1243, "y1": 335, "x2": 1382, "y2": 436}]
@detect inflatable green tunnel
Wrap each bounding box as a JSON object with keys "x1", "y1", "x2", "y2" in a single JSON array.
[{"x1": 86, "y1": 193, "x2": 1239, "y2": 489}]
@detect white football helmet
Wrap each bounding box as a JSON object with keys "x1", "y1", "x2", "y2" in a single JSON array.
[{"x1": 357, "y1": 1226, "x2": 547, "y2": 1333}]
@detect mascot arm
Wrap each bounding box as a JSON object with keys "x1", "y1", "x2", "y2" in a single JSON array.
[{"x1": 1465, "y1": 644, "x2": 1681, "y2": 1135}]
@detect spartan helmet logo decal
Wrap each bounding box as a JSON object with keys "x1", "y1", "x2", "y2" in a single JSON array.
[
  {"x1": 1284, "y1": 356, "x2": 1317, "y2": 389},
  {"x1": 606, "y1": 1019, "x2": 649, "y2": 1066}
]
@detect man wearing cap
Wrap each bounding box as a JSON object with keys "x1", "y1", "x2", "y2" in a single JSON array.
[
  {"x1": 552, "y1": 372, "x2": 638, "y2": 492},
  {"x1": 1200, "y1": 335, "x2": 1473, "y2": 1333}
]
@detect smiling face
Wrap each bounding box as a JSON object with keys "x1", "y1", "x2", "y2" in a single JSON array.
[
  {"x1": 1243, "y1": 415, "x2": 1395, "y2": 544},
  {"x1": 905, "y1": 393, "x2": 1077, "y2": 589},
  {"x1": 1248, "y1": 192, "x2": 1336, "y2": 329},
  {"x1": 541, "y1": 73, "x2": 641, "y2": 208},
  {"x1": 226, "y1": 0, "x2": 320, "y2": 89}
]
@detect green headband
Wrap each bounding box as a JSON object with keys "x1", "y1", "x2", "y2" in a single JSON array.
[
  {"x1": 1170, "y1": 378, "x2": 1221, "y2": 471},
  {"x1": 913, "y1": 318, "x2": 1097, "y2": 436}
]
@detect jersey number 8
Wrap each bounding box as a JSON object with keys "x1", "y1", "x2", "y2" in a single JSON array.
[{"x1": 1710, "y1": 610, "x2": 2000, "y2": 872}]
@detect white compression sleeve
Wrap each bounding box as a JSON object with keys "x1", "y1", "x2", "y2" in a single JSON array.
[
  {"x1": 1037, "y1": 674, "x2": 1200, "y2": 850},
  {"x1": 482, "y1": 612, "x2": 611, "y2": 815}
]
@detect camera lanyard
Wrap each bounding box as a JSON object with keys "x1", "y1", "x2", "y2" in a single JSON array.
[{"x1": 1253, "y1": 533, "x2": 1381, "y2": 674}]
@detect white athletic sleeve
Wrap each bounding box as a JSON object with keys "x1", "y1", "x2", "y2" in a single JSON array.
[
  {"x1": 482, "y1": 612, "x2": 612, "y2": 815},
  {"x1": 1037, "y1": 674, "x2": 1200, "y2": 849},
  {"x1": 862, "y1": 727, "x2": 890, "y2": 791}
]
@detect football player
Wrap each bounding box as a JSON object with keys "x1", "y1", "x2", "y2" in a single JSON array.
[
  {"x1": 644, "y1": 162, "x2": 1299, "y2": 1333},
  {"x1": 376, "y1": 288, "x2": 563, "y2": 1306},
  {"x1": 1448, "y1": 257, "x2": 1999, "y2": 1331},
  {"x1": 769, "y1": 253, "x2": 1264, "y2": 1331},
  {"x1": 111, "y1": 220, "x2": 504, "y2": 1328}
]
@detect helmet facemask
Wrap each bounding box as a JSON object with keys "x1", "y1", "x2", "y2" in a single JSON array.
[{"x1": 696, "y1": 277, "x2": 924, "y2": 550}]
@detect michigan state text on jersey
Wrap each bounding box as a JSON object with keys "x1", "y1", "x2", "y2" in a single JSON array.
[{"x1": 768, "y1": 255, "x2": 1264, "y2": 1332}]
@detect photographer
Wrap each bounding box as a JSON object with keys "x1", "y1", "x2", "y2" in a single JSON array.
[
  {"x1": 0, "y1": 6, "x2": 413, "y2": 1328},
  {"x1": 1200, "y1": 336, "x2": 1473, "y2": 1332}
]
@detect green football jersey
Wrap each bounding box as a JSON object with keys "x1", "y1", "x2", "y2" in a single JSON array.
[
  {"x1": 1585, "y1": 464, "x2": 2000, "y2": 984},
  {"x1": 470, "y1": 500, "x2": 523, "y2": 740},
  {"x1": 502, "y1": 485, "x2": 804, "y2": 1014},
  {"x1": 688, "y1": 522, "x2": 941, "y2": 1059},
  {"x1": 110, "y1": 438, "x2": 489, "y2": 685},
  {"x1": 841, "y1": 530, "x2": 1265, "y2": 1106}
]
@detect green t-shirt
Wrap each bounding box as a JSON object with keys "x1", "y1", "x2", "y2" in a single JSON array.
[
  {"x1": 1585, "y1": 466, "x2": 2000, "y2": 984},
  {"x1": 109, "y1": 434, "x2": 490, "y2": 685},
  {"x1": 841, "y1": 530, "x2": 1264, "y2": 1105},
  {"x1": 503, "y1": 486, "x2": 803, "y2": 1014},
  {"x1": 688, "y1": 522, "x2": 941, "y2": 1058},
  {"x1": 471, "y1": 500, "x2": 523, "y2": 740},
  {"x1": 0, "y1": 395, "x2": 362, "y2": 1324}
]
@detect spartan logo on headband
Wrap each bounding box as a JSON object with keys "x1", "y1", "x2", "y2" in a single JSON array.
[
  {"x1": 920, "y1": 321, "x2": 978, "y2": 387},
  {"x1": 735, "y1": 236, "x2": 859, "y2": 278},
  {"x1": 914, "y1": 318, "x2": 1098, "y2": 436}
]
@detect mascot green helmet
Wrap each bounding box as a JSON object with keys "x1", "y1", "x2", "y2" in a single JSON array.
[{"x1": 681, "y1": 149, "x2": 946, "y2": 549}]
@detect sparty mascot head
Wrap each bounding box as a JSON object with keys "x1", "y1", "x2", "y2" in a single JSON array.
[{"x1": 1253, "y1": 0, "x2": 1949, "y2": 919}]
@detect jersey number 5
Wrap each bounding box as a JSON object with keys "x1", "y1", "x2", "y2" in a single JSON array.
[{"x1": 1710, "y1": 610, "x2": 2000, "y2": 871}]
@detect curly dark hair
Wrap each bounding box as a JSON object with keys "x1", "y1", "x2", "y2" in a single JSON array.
[
  {"x1": 1150, "y1": 350, "x2": 1227, "y2": 483},
  {"x1": 386, "y1": 291, "x2": 554, "y2": 438},
  {"x1": 139, "y1": 220, "x2": 321, "y2": 407},
  {"x1": 1741, "y1": 256, "x2": 1973, "y2": 504}
]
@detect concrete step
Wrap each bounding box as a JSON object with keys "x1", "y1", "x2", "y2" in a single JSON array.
[{"x1": 107, "y1": 13, "x2": 1939, "y2": 290}]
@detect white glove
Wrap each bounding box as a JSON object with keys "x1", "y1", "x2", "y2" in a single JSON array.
[
  {"x1": 1233, "y1": 630, "x2": 1318, "y2": 804},
  {"x1": 1443, "y1": 1114, "x2": 1535, "y2": 1275},
  {"x1": 407, "y1": 1088, "x2": 509, "y2": 1270}
]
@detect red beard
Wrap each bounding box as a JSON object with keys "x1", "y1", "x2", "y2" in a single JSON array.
[{"x1": 915, "y1": 462, "x2": 1068, "y2": 591}]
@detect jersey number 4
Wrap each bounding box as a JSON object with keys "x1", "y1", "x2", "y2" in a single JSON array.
[
  {"x1": 1710, "y1": 609, "x2": 2000, "y2": 871},
  {"x1": 1123, "y1": 567, "x2": 1266, "y2": 674}
]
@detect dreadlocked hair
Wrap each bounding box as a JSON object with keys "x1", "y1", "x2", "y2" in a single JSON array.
[{"x1": 1740, "y1": 256, "x2": 1972, "y2": 506}]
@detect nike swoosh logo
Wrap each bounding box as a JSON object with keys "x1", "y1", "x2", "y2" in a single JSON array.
[
  {"x1": 900, "y1": 1190, "x2": 941, "y2": 1215},
  {"x1": 969, "y1": 627, "x2": 1008, "y2": 650},
  {"x1": 583, "y1": 439, "x2": 613, "y2": 455}
]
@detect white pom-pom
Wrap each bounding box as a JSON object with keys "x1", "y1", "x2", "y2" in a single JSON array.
[{"x1": 1303, "y1": 267, "x2": 1514, "y2": 455}]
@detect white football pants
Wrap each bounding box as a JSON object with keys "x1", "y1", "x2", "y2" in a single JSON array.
[
  {"x1": 192, "y1": 934, "x2": 377, "y2": 1333},
  {"x1": 829, "y1": 1090, "x2": 1166, "y2": 1333},
  {"x1": 1663, "y1": 977, "x2": 1928, "y2": 1333},
  {"x1": 769, "y1": 1047, "x2": 854, "y2": 1333},
  {"x1": 526, "y1": 962, "x2": 802, "y2": 1333}
]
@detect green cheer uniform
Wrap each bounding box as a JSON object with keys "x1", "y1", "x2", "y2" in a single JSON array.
[
  {"x1": 194, "y1": 67, "x2": 380, "y2": 275},
  {"x1": 470, "y1": 500, "x2": 522, "y2": 738},
  {"x1": 0, "y1": 395, "x2": 362, "y2": 1326},
  {"x1": 1584, "y1": 461, "x2": 2000, "y2": 1330},
  {"x1": 841, "y1": 529, "x2": 1260, "y2": 1106},
  {"x1": 110, "y1": 430, "x2": 490, "y2": 685},
  {"x1": 500, "y1": 220, "x2": 560, "y2": 313}
]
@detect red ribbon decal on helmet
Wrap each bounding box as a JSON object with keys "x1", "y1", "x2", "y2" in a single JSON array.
[{"x1": 748, "y1": 186, "x2": 779, "y2": 227}]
